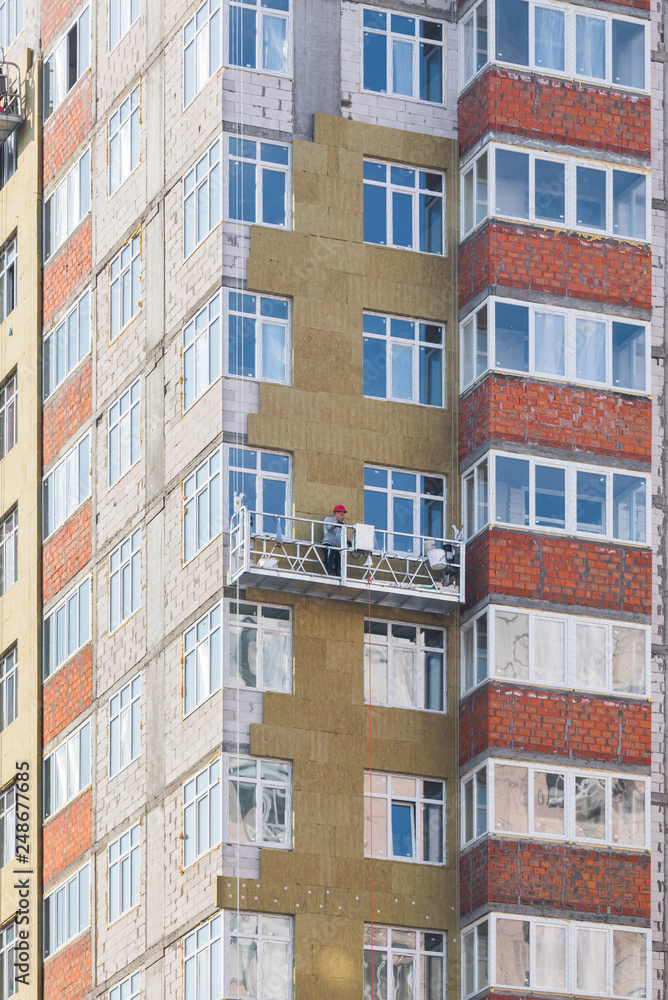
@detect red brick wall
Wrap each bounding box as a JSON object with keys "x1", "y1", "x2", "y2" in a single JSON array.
[
  {"x1": 460, "y1": 839, "x2": 650, "y2": 918},
  {"x1": 42, "y1": 503, "x2": 92, "y2": 603},
  {"x1": 43, "y1": 790, "x2": 91, "y2": 885},
  {"x1": 43, "y1": 360, "x2": 92, "y2": 466},
  {"x1": 42, "y1": 0, "x2": 86, "y2": 50},
  {"x1": 459, "y1": 684, "x2": 651, "y2": 767},
  {"x1": 43, "y1": 76, "x2": 92, "y2": 188},
  {"x1": 43, "y1": 646, "x2": 92, "y2": 745},
  {"x1": 459, "y1": 68, "x2": 650, "y2": 159},
  {"x1": 465, "y1": 528, "x2": 651, "y2": 613},
  {"x1": 43, "y1": 933, "x2": 92, "y2": 999},
  {"x1": 459, "y1": 223, "x2": 651, "y2": 312},
  {"x1": 459, "y1": 376, "x2": 651, "y2": 465},
  {"x1": 43, "y1": 220, "x2": 92, "y2": 329}
]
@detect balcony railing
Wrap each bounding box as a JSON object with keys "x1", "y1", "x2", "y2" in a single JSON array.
[
  {"x1": 229, "y1": 506, "x2": 464, "y2": 613},
  {"x1": 0, "y1": 56, "x2": 23, "y2": 142}
]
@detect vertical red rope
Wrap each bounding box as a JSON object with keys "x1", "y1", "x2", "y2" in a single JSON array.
[{"x1": 367, "y1": 564, "x2": 374, "y2": 990}]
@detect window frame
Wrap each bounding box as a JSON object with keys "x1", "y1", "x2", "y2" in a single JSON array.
[
  {"x1": 0, "y1": 646, "x2": 17, "y2": 733},
  {"x1": 43, "y1": 861, "x2": 91, "y2": 958},
  {"x1": 461, "y1": 143, "x2": 650, "y2": 242},
  {"x1": 44, "y1": 147, "x2": 92, "y2": 262},
  {"x1": 109, "y1": 234, "x2": 141, "y2": 344},
  {"x1": 43, "y1": 575, "x2": 91, "y2": 680},
  {"x1": 363, "y1": 158, "x2": 446, "y2": 255},
  {"x1": 43, "y1": 5, "x2": 90, "y2": 120},
  {"x1": 363, "y1": 464, "x2": 446, "y2": 556},
  {"x1": 225, "y1": 754, "x2": 292, "y2": 849},
  {"x1": 226, "y1": 444, "x2": 292, "y2": 537},
  {"x1": 108, "y1": 378, "x2": 141, "y2": 487},
  {"x1": 107, "y1": 822, "x2": 140, "y2": 925},
  {"x1": 364, "y1": 617, "x2": 446, "y2": 713},
  {"x1": 183, "y1": 448, "x2": 222, "y2": 563},
  {"x1": 184, "y1": 914, "x2": 222, "y2": 1000},
  {"x1": 363, "y1": 310, "x2": 445, "y2": 408},
  {"x1": 364, "y1": 771, "x2": 446, "y2": 865},
  {"x1": 226, "y1": 0, "x2": 293, "y2": 77},
  {"x1": 225, "y1": 600, "x2": 292, "y2": 694},
  {"x1": 43, "y1": 718, "x2": 91, "y2": 819},
  {"x1": 109, "y1": 674, "x2": 141, "y2": 778},
  {"x1": 0, "y1": 784, "x2": 15, "y2": 867},
  {"x1": 108, "y1": 82, "x2": 141, "y2": 196},
  {"x1": 109, "y1": 970, "x2": 141, "y2": 1000},
  {"x1": 42, "y1": 430, "x2": 91, "y2": 540},
  {"x1": 0, "y1": 372, "x2": 17, "y2": 459},
  {"x1": 0, "y1": 507, "x2": 17, "y2": 596},
  {"x1": 183, "y1": 137, "x2": 222, "y2": 259},
  {"x1": 183, "y1": 603, "x2": 222, "y2": 716},
  {"x1": 43, "y1": 288, "x2": 92, "y2": 398},
  {"x1": 460, "y1": 295, "x2": 650, "y2": 394},
  {"x1": 224, "y1": 911, "x2": 293, "y2": 1000},
  {"x1": 225, "y1": 289, "x2": 292, "y2": 387},
  {"x1": 109, "y1": 527, "x2": 141, "y2": 633},
  {"x1": 225, "y1": 134, "x2": 292, "y2": 231},
  {"x1": 109, "y1": 0, "x2": 139, "y2": 51},
  {"x1": 363, "y1": 923, "x2": 447, "y2": 1000},
  {"x1": 182, "y1": 757, "x2": 221, "y2": 868},
  {"x1": 361, "y1": 6, "x2": 446, "y2": 106},
  {"x1": 0, "y1": 920, "x2": 16, "y2": 999},
  {"x1": 184, "y1": 0, "x2": 222, "y2": 107},
  {"x1": 0, "y1": 236, "x2": 17, "y2": 325}
]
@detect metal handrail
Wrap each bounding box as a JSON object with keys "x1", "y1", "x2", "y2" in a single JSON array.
[{"x1": 0, "y1": 55, "x2": 22, "y2": 124}]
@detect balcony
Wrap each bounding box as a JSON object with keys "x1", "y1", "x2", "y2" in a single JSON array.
[
  {"x1": 229, "y1": 507, "x2": 464, "y2": 613},
  {"x1": 0, "y1": 57, "x2": 23, "y2": 142}
]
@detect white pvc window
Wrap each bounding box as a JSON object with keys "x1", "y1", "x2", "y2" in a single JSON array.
[
  {"x1": 461, "y1": 297, "x2": 649, "y2": 393},
  {"x1": 462, "y1": 915, "x2": 649, "y2": 1000},
  {"x1": 184, "y1": 0, "x2": 222, "y2": 106},
  {"x1": 460, "y1": 0, "x2": 489, "y2": 87},
  {"x1": 364, "y1": 159, "x2": 445, "y2": 254},
  {"x1": 109, "y1": 0, "x2": 139, "y2": 50},
  {"x1": 110, "y1": 971, "x2": 141, "y2": 1000},
  {"x1": 44, "y1": 719, "x2": 91, "y2": 818},
  {"x1": 43, "y1": 289, "x2": 91, "y2": 398},
  {"x1": 109, "y1": 528, "x2": 141, "y2": 632},
  {"x1": 462, "y1": 452, "x2": 649, "y2": 544},
  {"x1": 108, "y1": 823, "x2": 140, "y2": 924},
  {"x1": 227, "y1": 290, "x2": 291, "y2": 384},
  {"x1": 184, "y1": 604, "x2": 222, "y2": 716},
  {"x1": 0, "y1": 647, "x2": 17, "y2": 732},
  {"x1": 365, "y1": 619, "x2": 445, "y2": 712},
  {"x1": 0, "y1": 508, "x2": 16, "y2": 596},
  {"x1": 227, "y1": 756, "x2": 291, "y2": 848},
  {"x1": 0, "y1": 373, "x2": 16, "y2": 458},
  {"x1": 364, "y1": 924, "x2": 446, "y2": 1000},
  {"x1": 462, "y1": 759, "x2": 648, "y2": 849},
  {"x1": 183, "y1": 758, "x2": 221, "y2": 867},
  {"x1": 0, "y1": 922, "x2": 16, "y2": 999},
  {"x1": 228, "y1": 0, "x2": 291, "y2": 75},
  {"x1": 0, "y1": 0, "x2": 22, "y2": 51},
  {"x1": 362, "y1": 7, "x2": 444, "y2": 104},
  {"x1": 227, "y1": 601, "x2": 291, "y2": 693},
  {"x1": 364, "y1": 465, "x2": 445, "y2": 555},
  {"x1": 183, "y1": 138, "x2": 222, "y2": 258},
  {"x1": 43, "y1": 862, "x2": 90, "y2": 958},
  {"x1": 0, "y1": 132, "x2": 17, "y2": 191},
  {"x1": 184, "y1": 915, "x2": 222, "y2": 1000},
  {"x1": 44, "y1": 6, "x2": 90, "y2": 119},
  {"x1": 109, "y1": 235, "x2": 141, "y2": 343},
  {"x1": 44, "y1": 148, "x2": 91, "y2": 261},
  {"x1": 109, "y1": 84, "x2": 140, "y2": 195},
  {"x1": 109, "y1": 675, "x2": 141, "y2": 777},
  {"x1": 0, "y1": 237, "x2": 16, "y2": 324},
  {"x1": 227, "y1": 446, "x2": 291, "y2": 537},
  {"x1": 227, "y1": 136, "x2": 291, "y2": 229},
  {"x1": 363, "y1": 312, "x2": 444, "y2": 407},
  {"x1": 183, "y1": 449, "x2": 221, "y2": 562},
  {"x1": 364, "y1": 772, "x2": 445, "y2": 864},
  {"x1": 461, "y1": 144, "x2": 648, "y2": 241},
  {"x1": 462, "y1": 605, "x2": 648, "y2": 696},
  {"x1": 43, "y1": 431, "x2": 91, "y2": 538},
  {"x1": 43, "y1": 576, "x2": 91, "y2": 679},
  {"x1": 183, "y1": 289, "x2": 222, "y2": 410},
  {"x1": 108, "y1": 379, "x2": 140, "y2": 486},
  {"x1": 0, "y1": 785, "x2": 15, "y2": 867},
  {"x1": 226, "y1": 912, "x2": 292, "y2": 1000}
]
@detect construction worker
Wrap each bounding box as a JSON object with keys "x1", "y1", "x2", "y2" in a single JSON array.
[{"x1": 322, "y1": 504, "x2": 347, "y2": 576}]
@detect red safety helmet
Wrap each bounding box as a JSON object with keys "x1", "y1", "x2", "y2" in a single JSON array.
[{"x1": 333, "y1": 504, "x2": 347, "y2": 513}]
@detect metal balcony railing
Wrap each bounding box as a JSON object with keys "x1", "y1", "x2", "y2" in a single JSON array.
[
  {"x1": 229, "y1": 506, "x2": 464, "y2": 613},
  {"x1": 0, "y1": 55, "x2": 23, "y2": 142}
]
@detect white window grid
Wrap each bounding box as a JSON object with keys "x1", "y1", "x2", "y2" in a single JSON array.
[
  {"x1": 461, "y1": 604, "x2": 649, "y2": 697},
  {"x1": 459, "y1": 0, "x2": 649, "y2": 93},
  {"x1": 109, "y1": 83, "x2": 140, "y2": 195},
  {"x1": 225, "y1": 911, "x2": 292, "y2": 1000},
  {"x1": 364, "y1": 771, "x2": 446, "y2": 864},
  {"x1": 43, "y1": 576, "x2": 91, "y2": 680},
  {"x1": 109, "y1": 971, "x2": 140, "y2": 1000},
  {"x1": 0, "y1": 131, "x2": 17, "y2": 191},
  {"x1": 460, "y1": 296, "x2": 650, "y2": 394},
  {"x1": 184, "y1": 914, "x2": 222, "y2": 1000},
  {"x1": 227, "y1": 0, "x2": 292, "y2": 76},
  {"x1": 462, "y1": 914, "x2": 650, "y2": 1000},
  {"x1": 43, "y1": 6, "x2": 90, "y2": 119},
  {"x1": 0, "y1": 921, "x2": 16, "y2": 999},
  {"x1": 365, "y1": 618, "x2": 446, "y2": 712},
  {"x1": 363, "y1": 158, "x2": 445, "y2": 255},
  {"x1": 43, "y1": 288, "x2": 91, "y2": 398},
  {"x1": 108, "y1": 379, "x2": 140, "y2": 486},
  {"x1": 109, "y1": 234, "x2": 141, "y2": 343},
  {"x1": 43, "y1": 431, "x2": 91, "y2": 539},
  {"x1": 44, "y1": 719, "x2": 91, "y2": 819},
  {"x1": 0, "y1": 373, "x2": 16, "y2": 458},
  {"x1": 184, "y1": 0, "x2": 222, "y2": 107},
  {"x1": 0, "y1": 647, "x2": 17, "y2": 732},
  {"x1": 44, "y1": 148, "x2": 91, "y2": 261},
  {"x1": 462, "y1": 451, "x2": 650, "y2": 544},
  {"x1": 109, "y1": 0, "x2": 139, "y2": 51},
  {"x1": 0, "y1": 508, "x2": 17, "y2": 596},
  {"x1": 183, "y1": 604, "x2": 222, "y2": 716},
  {"x1": 109, "y1": 528, "x2": 141, "y2": 632},
  {"x1": 108, "y1": 823, "x2": 140, "y2": 924},
  {"x1": 226, "y1": 290, "x2": 291, "y2": 385},
  {"x1": 364, "y1": 924, "x2": 446, "y2": 1000},
  {"x1": 225, "y1": 600, "x2": 292, "y2": 693},
  {"x1": 183, "y1": 137, "x2": 222, "y2": 259},
  {"x1": 183, "y1": 449, "x2": 222, "y2": 563},
  {"x1": 227, "y1": 445, "x2": 291, "y2": 537},
  {"x1": 364, "y1": 464, "x2": 446, "y2": 555},
  {"x1": 226, "y1": 755, "x2": 291, "y2": 848},
  {"x1": 109, "y1": 675, "x2": 141, "y2": 777},
  {"x1": 361, "y1": 6, "x2": 445, "y2": 105},
  {"x1": 461, "y1": 758, "x2": 649, "y2": 850},
  {"x1": 183, "y1": 758, "x2": 221, "y2": 867},
  {"x1": 182, "y1": 288, "x2": 222, "y2": 411},
  {"x1": 461, "y1": 144, "x2": 649, "y2": 242},
  {"x1": 226, "y1": 135, "x2": 291, "y2": 230},
  {"x1": 44, "y1": 861, "x2": 90, "y2": 958},
  {"x1": 0, "y1": 237, "x2": 16, "y2": 324},
  {"x1": 0, "y1": 0, "x2": 22, "y2": 51},
  {"x1": 0, "y1": 785, "x2": 14, "y2": 867},
  {"x1": 363, "y1": 311, "x2": 445, "y2": 407}
]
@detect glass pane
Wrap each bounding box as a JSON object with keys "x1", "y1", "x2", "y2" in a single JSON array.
[
  {"x1": 364, "y1": 29, "x2": 387, "y2": 93},
  {"x1": 495, "y1": 302, "x2": 528, "y2": 372},
  {"x1": 613, "y1": 474, "x2": 645, "y2": 543},
  {"x1": 576, "y1": 15, "x2": 606, "y2": 78},
  {"x1": 391, "y1": 802, "x2": 414, "y2": 857},
  {"x1": 534, "y1": 616, "x2": 565, "y2": 685},
  {"x1": 364, "y1": 947, "x2": 388, "y2": 1000},
  {"x1": 496, "y1": 919, "x2": 529, "y2": 988},
  {"x1": 577, "y1": 927, "x2": 607, "y2": 994},
  {"x1": 535, "y1": 923, "x2": 566, "y2": 991},
  {"x1": 364, "y1": 794, "x2": 387, "y2": 857},
  {"x1": 576, "y1": 317, "x2": 606, "y2": 383},
  {"x1": 534, "y1": 312, "x2": 565, "y2": 376},
  {"x1": 613, "y1": 171, "x2": 645, "y2": 240},
  {"x1": 612, "y1": 778, "x2": 645, "y2": 847},
  {"x1": 612, "y1": 322, "x2": 645, "y2": 392},
  {"x1": 575, "y1": 622, "x2": 606, "y2": 689},
  {"x1": 535, "y1": 159, "x2": 565, "y2": 222},
  {"x1": 575, "y1": 774, "x2": 606, "y2": 839},
  {"x1": 576, "y1": 471, "x2": 606, "y2": 534},
  {"x1": 494, "y1": 765, "x2": 528, "y2": 833},
  {"x1": 495, "y1": 610, "x2": 528, "y2": 681},
  {"x1": 613, "y1": 930, "x2": 646, "y2": 998},
  {"x1": 612, "y1": 20, "x2": 645, "y2": 89},
  {"x1": 535, "y1": 465, "x2": 565, "y2": 529},
  {"x1": 612, "y1": 625, "x2": 645, "y2": 694},
  {"x1": 364, "y1": 183, "x2": 387, "y2": 245},
  {"x1": 534, "y1": 771, "x2": 565, "y2": 835},
  {"x1": 495, "y1": 457, "x2": 529, "y2": 526},
  {"x1": 392, "y1": 191, "x2": 413, "y2": 248},
  {"x1": 535, "y1": 7, "x2": 564, "y2": 70},
  {"x1": 496, "y1": 0, "x2": 528, "y2": 64},
  {"x1": 576, "y1": 166, "x2": 606, "y2": 229},
  {"x1": 392, "y1": 38, "x2": 413, "y2": 96},
  {"x1": 495, "y1": 150, "x2": 529, "y2": 219}
]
